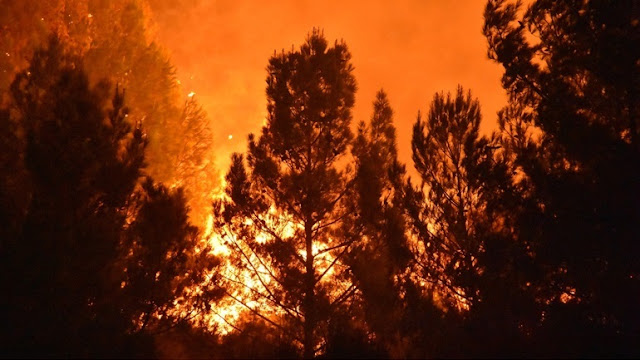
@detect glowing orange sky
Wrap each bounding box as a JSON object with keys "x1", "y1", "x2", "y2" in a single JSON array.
[{"x1": 150, "y1": 0, "x2": 507, "y2": 172}]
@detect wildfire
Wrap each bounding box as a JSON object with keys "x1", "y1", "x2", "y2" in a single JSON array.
[{"x1": 186, "y1": 181, "x2": 355, "y2": 336}]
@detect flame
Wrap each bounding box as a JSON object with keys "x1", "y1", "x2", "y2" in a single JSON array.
[{"x1": 183, "y1": 184, "x2": 354, "y2": 336}]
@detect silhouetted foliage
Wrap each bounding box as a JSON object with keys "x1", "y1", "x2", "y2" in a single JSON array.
[
  {"x1": 342, "y1": 90, "x2": 414, "y2": 357},
  {"x1": 214, "y1": 29, "x2": 358, "y2": 358},
  {"x1": 121, "y1": 178, "x2": 224, "y2": 336},
  {"x1": 2, "y1": 1, "x2": 639, "y2": 357},
  {"x1": 0, "y1": 36, "x2": 146, "y2": 357},
  {"x1": 155, "y1": 314, "x2": 300, "y2": 359},
  {"x1": 0, "y1": 0, "x2": 219, "y2": 228},
  {"x1": 0, "y1": 37, "x2": 222, "y2": 357},
  {"x1": 484, "y1": 0, "x2": 640, "y2": 356},
  {"x1": 321, "y1": 306, "x2": 386, "y2": 360},
  {"x1": 216, "y1": 315, "x2": 300, "y2": 359},
  {"x1": 409, "y1": 86, "x2": 486, "y2": 309}
]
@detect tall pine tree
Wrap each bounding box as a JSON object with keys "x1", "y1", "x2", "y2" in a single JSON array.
[
  {"x1": 0, "y1": 36, "x2": 146, "y2": 356},
  {"x1": 214, "y1": 29, "x2": 357, "y2": 358},
  {"x1": 407, "y1": 86, "x2": 538, "y2": 356},
  {"x1": 0, "y1": 37, "x2": 224, "y2": 357},
  {"x1": 343, "y1": 90, "x2": 412, "y2": 357}
]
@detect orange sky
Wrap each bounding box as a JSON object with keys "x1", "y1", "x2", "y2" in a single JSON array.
[{"x1": 150, "y1": 0, "x2": 507, "y2": 172}]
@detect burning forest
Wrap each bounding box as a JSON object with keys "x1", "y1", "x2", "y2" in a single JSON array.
[{"x1": 1, "y1": 0, "x2": 639, "y2": 358}]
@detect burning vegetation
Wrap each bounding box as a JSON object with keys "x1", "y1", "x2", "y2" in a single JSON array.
[{"x1": 1, "y1": 0, "x2": 639, "y2": 358}]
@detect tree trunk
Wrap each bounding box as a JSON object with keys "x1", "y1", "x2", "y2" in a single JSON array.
[{"x1": 303, "y1": 221, "x2": 315, "y2": 358}]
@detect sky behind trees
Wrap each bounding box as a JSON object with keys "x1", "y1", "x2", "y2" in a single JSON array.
[
  {"x1": 149, "y1": 0, "x2": 507, "y2": 171},
  {"x1": 2, "y1": 0, "x2": 638, "y2": 358}
]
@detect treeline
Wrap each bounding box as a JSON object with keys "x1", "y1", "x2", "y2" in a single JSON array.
[
  {"x1": 0, "y1": 0, "x2": 218, "y2": 227},
  {"x1": 0, "y1": 36, "x2": 223, "y2": 357},
  {"x1": 1, "y1": 0, "x2": 639, "y2": 358}
]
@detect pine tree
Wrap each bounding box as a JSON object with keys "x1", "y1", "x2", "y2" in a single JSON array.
[
  {"x1": 408, "y1": 86, "x2": 485, "y2": 308},
  {"x1": 407, "y1": 86, "x2": 539, "y2": 356},
  {"x1": 484, "y1": 0, "x2": 640, "y2": 355},
  {"x1": 0, "y1": 37, "x2": 223, "y2": 357},
  {"x1": 344, "y1": 90, "x2": 412, "y2": 357},
  {"x1": 214, "y1": 29, "x2": 357, "y2": 358},
  {"x1": 173, "y1": 97, "x2": 218, "y2": 227},
  {"x1": 1, "y1": 36, "x2": 146, "y2": 356},
  {"x1": 121, "y1": 178, "x2": 224, "y2": 336}
]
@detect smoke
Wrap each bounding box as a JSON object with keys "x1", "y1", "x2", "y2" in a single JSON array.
[{"x1": 145, "y1": 0, "x2": 507, "y2": 173}]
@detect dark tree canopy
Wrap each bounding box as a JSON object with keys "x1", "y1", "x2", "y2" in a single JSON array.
[
  {"x1": 122, "y1": 178, "x2": 224, "y2": 335},
  {"x1": 343, "y1": 90, "x2": 412, "y2": 357},
  {"x1": 0, "y1": 0, "x2": 219, "y2": 228},
  {"x1": 214, "y1": 29, "x2": 358, "y2": 358},
  {"x1": 1, "y1": 37, "x2": 147, "y2": 357},
  {"x1": 407, "y1": 86, "x2": 525, "y2": 357},
  {"x1": 1, "y1": 1, "x2": 639, "y2": 358},
  {"x1": 484, "y1": 0, "x2": 640, "y2": 356},
  {"x1": 0, "y1": 37, "x2": 222, "y2": 358},
  {"x1": 409, "y1": 86, "x2": 485, "y2": 310}
]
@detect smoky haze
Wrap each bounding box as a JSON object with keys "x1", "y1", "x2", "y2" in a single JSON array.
[
  {"x1": 147, "y1": 0, "x2": 507, "y2": 171},
  {"x1": 3, "y1": 1, "x2": 639, "y2": 358}
]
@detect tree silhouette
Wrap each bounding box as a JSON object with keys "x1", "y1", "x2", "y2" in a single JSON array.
[
  {"x1": 0, "y1": 36, "x2": 146, "y2": 356},
  {"x1": 121, "y1": 178, "x2": 224, "y2": 337},
  {"x1": 3, "y1": 2, "x2": 638, "y2": 357},
  {"x1": 406, "y1": 86, "x2": 539, "y2": 356},
  {"x1": 343, "y1": 90, "x2": 412, "y2": 357},
  {"x1": 484, "y1": 0, "x2": 640, "y2": 356},
  {"x1": 0, "y1": 0, "x2": 220, "y2": 228},
  {"x1": 214, "y1": 29, "x2": 357, "y2": 358},
  {"x1": 408, "y1": 86, "x2": 485, "y2": 309},
  {"x1": 172, "y1": 97, "x2": 218, "y2": 227},
  {"x1": 83, "y1": 0, "x2": 218, "y2": 227},
  {"x1": 0, "y1": 37, "x2": 223, "y2": 357}
]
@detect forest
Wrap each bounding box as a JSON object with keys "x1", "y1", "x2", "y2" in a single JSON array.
[{"x1": 0, "y1": 0, "x2": 639, "y2": 358}]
